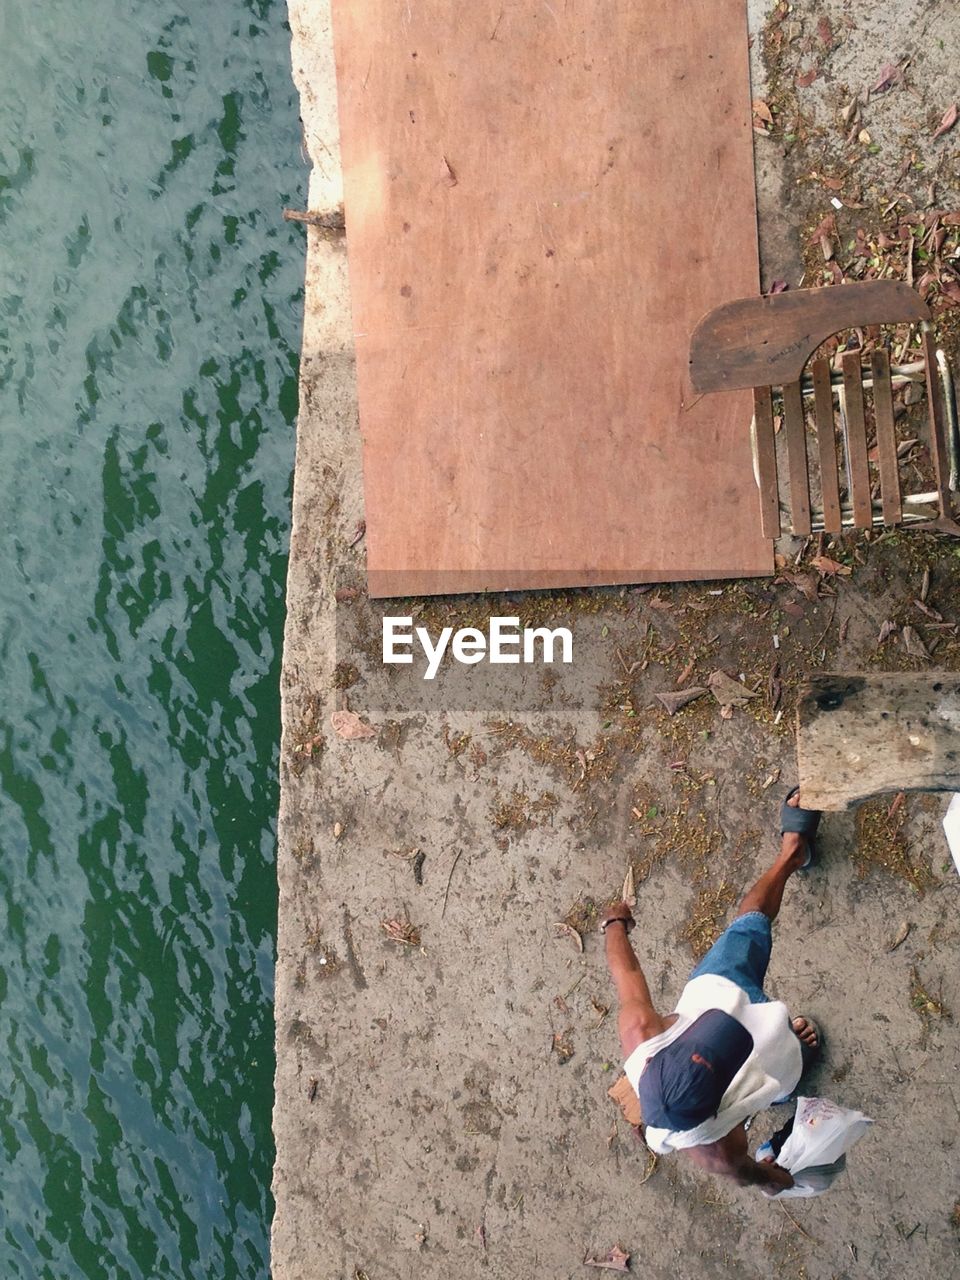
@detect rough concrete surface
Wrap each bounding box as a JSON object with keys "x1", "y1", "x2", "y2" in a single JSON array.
[{"x1": 273, "y1": 3, "x2": 960, "y2": 1278}]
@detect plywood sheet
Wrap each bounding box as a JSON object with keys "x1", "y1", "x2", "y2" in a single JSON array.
[
  {"x1": 330, "y1": 0, "x2": 771, "y2": 596},
  {"x1": 797, "y1": 673, "x2": 960, "y2": 810}
]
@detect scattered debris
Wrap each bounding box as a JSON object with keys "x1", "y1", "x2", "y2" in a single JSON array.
[
  {"x1": 333, "y1": 821, "x2": 344, "y2": 840},
  {"x1": 901, "y1": 625, "x2": 930, "y2": 660},
  {"x1": 655, "y1": 687, "x2": 709, "y2": 716},
  {"x1": 380, "y1": 915, "x2": 422, "y2": 947},
  {"x1": 583, "y1": 1245, "x2": 631, "y2": 1272},
  {"x1": 707, "y1": 670, "x2": 758, "y2": 710},
  {"x1": 347, "y1": 519, "x2": 366, "y2": 547},
  {"x1": 331, "y1": 709, "x2": 377, "y2": 740},
  {"x1": 872, "y1": 62, "x2": 903, "y2": 94},
  {"x1": 552, "y1": 1029, "x2": 575, "y2": 1064}
]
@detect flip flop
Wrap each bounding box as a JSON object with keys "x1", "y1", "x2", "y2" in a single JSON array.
[{"x1": 781, "y1": 786, "x2": 821, "y2": 870}]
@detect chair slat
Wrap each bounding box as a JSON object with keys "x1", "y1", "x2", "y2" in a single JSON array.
[
  {"x1": 841, "y1": 351, "x2": 873, "y2": 528},
  {"x1": 753, "y1": 385, "x2": 781, "y2": 538},
  {"x1": 782, "y1": 379, "x2": 811, "y2": 535},
  {"x1": 870, "y1": 349, "x2": 902, "y2": 525},
  {"x1": 920, "y1": 327, "x2": 953, "y2": 519},
  {"x1": 812, "y1": 359, "x2": 842, "y2": 533}
]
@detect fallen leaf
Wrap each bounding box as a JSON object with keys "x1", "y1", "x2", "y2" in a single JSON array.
[
  {"x1": 761, "y1": 768, "x2": 781, "y2": 791},
  {"x1": 655, "y1": 687, "x2": 709, "y2": 716},
  {"x1": 333, "y1": 821, "x2": 344, "y2": 840},
  {"x1": 783, "y1": 600, "x2": 806, "y2": 620},
  {"x1": 752, "y1": 98, "x2": 774, "y2": 125},
  {"x1": 810, "y1": 555, "x2": 852, "y2": 577},
  {"x1": 607, "y1": 1075, "x2": 642, "y2": 1127},
  {"x1": 839, "y1": 615, "x2": 850, "y2": 643},
  {"x1": 820, "y1": 233, "x2": 835, "y2": 262},
  {"x1": 817, "y1": 15, "x2": 833, "y2": 46},
  {"x1": 796, "y1": 68, "x2": 818, "y2": 89},
  {"x1": 783, "y1": 570, "x2": 821, "y2": 601},
  {"x1": 331, "y1": 709, "x2": 377, "y2": 740},
  {"x1": 887, "y1": 791, "x2": 906, "y2": 820},
  {"x1": 553, "y1": 921, "x2": 584, "y2": 953},
  {"x1": 347, "y1": 519, "x2": 366, "y2": 548},
  {"x1": 872, "y1": 62, "x2": 902, "y2": 94},
  {"x1": 933, "y1": 103, "x2": 958, "y2": 141},
  {"x1": 877, "y1": 619, "x2": 896, "y2": 647},
  {"x1": 901, "y1": 625, "x2": 930, "y2": 659},
  {"x1": 584, "y1": 1245, "x2": 631, "y2": 1272},
  {"x1": 552, "y1": 1030, "x2": 575, "y2": 1065},
  {"x1": 887, "y1": 921, "x2": 911, "y2": 951},
  {"x1": 676, "y1": 658, "x2": 696, "y2": 687},
  {"x1": 769, "y1": 278, "x2": 789, "y2": 294},
  {"x1": 335, "y1": 585, "x2": 361, "y2": 603},
  {"x1": 708, "y1": 670, "x2": 758, "y2": 709},
  {"x1": 622, "y1": 864, "x2": 636, "y2": 909},
  {"x1": 914, "y1": 599, "x2": 943, "y2": 622}
]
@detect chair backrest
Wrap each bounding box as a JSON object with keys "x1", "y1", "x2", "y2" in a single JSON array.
[{"x1": 688, "y1": 282, "x2": 959, "y2": 538}]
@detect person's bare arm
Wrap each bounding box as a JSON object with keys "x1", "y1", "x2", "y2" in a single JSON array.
[
  {"x1": 684, "y1": 1124, "x2": 795, "y2": 1194},
  {"x1": 602, "y1": 902, "x2": 673, "y2": 1058}
]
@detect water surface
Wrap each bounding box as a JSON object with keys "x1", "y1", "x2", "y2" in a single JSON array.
[{"x1": 0, "y1": 2, "x2": 303, "y2": 1274}]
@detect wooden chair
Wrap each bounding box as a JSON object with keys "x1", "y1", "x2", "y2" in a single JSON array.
[{"x1": 689, "y1": 280, "x2": 960, "y2": 537}]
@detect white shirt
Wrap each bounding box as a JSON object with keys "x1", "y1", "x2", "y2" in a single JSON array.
[{"x1": 623, "y1": 973, "x2": 802, "y2": 1154}]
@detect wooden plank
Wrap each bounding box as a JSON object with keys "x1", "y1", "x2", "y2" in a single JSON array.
[
  {"x1": 782, "y1": 380, "x2": 811, "y2": 536},
  {"x1": 689, "y1": 282, "x2": 930, "y2": 394},
  {"x1": 841, "y1": 351, "x2": 874, "y2": 529},
  {"x1": 870, "y1": 349, "x2": 902, "y2": 525},
  {"x1": 330, "y1": 1, "x2": 772, "y2": 597},
  {"x1": 753, "y1": 386, "x2": 780, "y2": 539},
  {"x1": 811, "y1": 359, "x2": 842, "y2": 533},
  {"x1": 797, "y1": 673, "x2": 960, "y2": 810}
]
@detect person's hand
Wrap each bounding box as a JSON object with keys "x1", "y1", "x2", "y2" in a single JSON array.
[
  {"x1": 757, "y1": 1158, "x2": 796, "y2": 1197},
  {"x1": 599, "y1": 901, "x2": 636, "y2": 934}
]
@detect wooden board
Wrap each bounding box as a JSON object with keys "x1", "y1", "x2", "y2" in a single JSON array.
[
  {"x1": 330, "y1": 1, "x2": 771, "y2": 596},
  {"x1": 689, "y1": 281, "x2": 929, "y2": 395},
  {"x1": 797, "y1": 673, "x2": 960, "y2": 810}
]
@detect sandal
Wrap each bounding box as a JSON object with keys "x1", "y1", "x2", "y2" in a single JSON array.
[{"x1": 781, "y1": 786, "x2": 821, "y2": 870}]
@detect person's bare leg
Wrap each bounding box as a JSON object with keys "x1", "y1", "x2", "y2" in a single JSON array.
[{"x1": 736, "y1": 792, "x2": 808, "y2": 922}]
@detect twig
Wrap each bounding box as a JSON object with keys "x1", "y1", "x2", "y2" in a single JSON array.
[
  {"x1": 441, "y1": 847, "x2": 464, "y2": 918},
  {"x1": 813, "y1": 600, "x2": 838, "y2": 652},
  {"x1": 778, "y1": 1199, "x2": 817, "y2": 1241},
  {"x1": 564, "y1": 972, "x2": 586, "y2": 999}
]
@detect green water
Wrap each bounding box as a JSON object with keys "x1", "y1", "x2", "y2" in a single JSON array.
[{"x1": 0, "y1": 2, "x2": 303, "y2": 1274}]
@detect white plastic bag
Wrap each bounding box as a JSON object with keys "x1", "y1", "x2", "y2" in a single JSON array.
[
  {"x1": 942, "y1": 793, "x2": 960, "y2": 876},
  {"x1": 772, "y1": 1096, "x2": 873, "y2": 1198}
]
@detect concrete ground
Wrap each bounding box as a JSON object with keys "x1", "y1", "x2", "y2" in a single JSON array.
[{"x1": 273, "y1": 2, "x2": 960, "y2": 1277}]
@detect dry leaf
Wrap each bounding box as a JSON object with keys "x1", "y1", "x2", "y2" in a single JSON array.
[
  {"x1": 552, "y1": 1030, "x2": 575, "y2": 1064},
  {"x1": 752, "y1": 98, "x2": 774, "y2": 125},
  {"x1": 873, "y1": 62, "x2": 902, "y2": 93},
  {"x1": 887, "y1": 791, "x2": 906, "y2": 820},
  {"x1": 553, "y1": 921, "x2": 584, "y2": 953},
  {"x1": 796, "y1": 68, "x2": 818, "y2": 89},
  {"x1": 622, "y1": 864, "x2": 636, "y2": 908},
  {"x1": 708, "y1": 670, "x2": 758, "y2": 709},
  {"x1": 783, "y1": 570, "x2": 820, "y2": 601},
  {"x1": 347, "y1": 519, "x2": 366, "y2": 548},
  {"x1": 902, "y1": 625, "x2": 930, "y2": 659},
  {"x1": 609, "y1": 1075, "x2": 647, "y2": 1126},
  {"x1": 335, "y1": 586, "x2": 361, "y2": 603},
  {"x1": 817, "y1": 15, "x2": 833, "y2": 46},
  {"x1": 877, "y1": 619, "x2": 896, "y2": 647},
  {"x1": 333, "y1": 821, "x2": 344, "y2": 840},
  {"x1": 769, "y1": 278, "x2": 789, "y2": 294},
  {"x1": 655, "y1": 687, "x2": 708, "y2": 716},
  {"x1": 887, "y1": 921, "x2": 911, "y2": 952},
  {"x1": 331, "y1": 709, "x2": 377, "y2": 740},
  {"x1": 676, "y1": 658, "x2": 696, "y2": 687},
  {"x1": 933, "y1": 103, "x2": 958, "y2": 141},
  {"x1": 584, "y1": 1245, "x2": 631, "y2": 1272},
  {"x1": 810, "y1": 555, "x2": 852, "y2": 577}
]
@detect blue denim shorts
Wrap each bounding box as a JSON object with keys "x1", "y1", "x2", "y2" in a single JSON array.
[{"x1": 688, "y1": 910, "x2": 772, "y2": 1004}]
